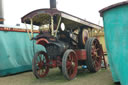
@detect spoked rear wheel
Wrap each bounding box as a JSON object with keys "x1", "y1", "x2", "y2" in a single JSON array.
[
  {"x1": 85, "y1": 37, "x2": 102, "y2": 72},
  {"x1": 32, "y1": 51, "x2": 49, "y2": 78},
  {"x1": 62, "y1": 49, "x2": 78, "y2": 80}
]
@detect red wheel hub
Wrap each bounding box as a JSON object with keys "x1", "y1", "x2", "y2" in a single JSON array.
[
  {"x1": 32, "y1": 51, "x2": 49, "y2": 78},
  {"x1": 66, "y1": 52, "x2": 78, "y2": 79},
  {"x1": 91, "y1": 40, "x2": 102, "y2": 71}
]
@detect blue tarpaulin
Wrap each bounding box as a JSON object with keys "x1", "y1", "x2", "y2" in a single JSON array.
[{"x1": 0, "y1": 31, "x2": 45, "y2": 76}]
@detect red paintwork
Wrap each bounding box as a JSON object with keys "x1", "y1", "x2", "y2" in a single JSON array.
[
  {"x1": 91, "y1": 39, "x2": 102, "y2": 71},
  {"x1": 66, "y1": 51, "x2": 78, "y2": 79},
  {"x1": 75, "y1": 50, "x2": 87, "y2": 60},
  {"x1": 37, "y1": 51, "x2": 49, "y2": 78},
  {"x1": 100, "y1": 44, "x2": 107, "y2": 69},
  {"x1": 50, "y1": 60, "x2": 57, "y2": 67},
  {"x1": 0, "y1": 27, "x2": 39, "y2": 33},
  {"x1": 36, "y1": 38, "x2": 49, "y2": 46},
  {"x1": 49, "y1": 57, "x2": 62, "y2": 68},
  {"x1": 0, "y1": 19, "x2": 4, "y2": 21}
]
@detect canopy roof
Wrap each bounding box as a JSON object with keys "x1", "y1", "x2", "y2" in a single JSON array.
[{"x1": 22, "y1": 9, "x2": 102, "y2": 29}]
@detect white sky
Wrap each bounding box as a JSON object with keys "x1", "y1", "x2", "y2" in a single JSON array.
[{"x1": 3, "y1": 0, "x2": 124, "y2": 27}]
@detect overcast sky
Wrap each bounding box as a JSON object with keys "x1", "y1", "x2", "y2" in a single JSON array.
[{"x1": 3, "y1": 0, "x2": 124, "y2": 26}]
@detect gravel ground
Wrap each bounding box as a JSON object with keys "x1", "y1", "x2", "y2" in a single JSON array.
[{"x1": 0, "y1": 68, "x2": 115, "y2": 85}]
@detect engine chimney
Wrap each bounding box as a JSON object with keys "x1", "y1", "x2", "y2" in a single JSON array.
[
  {"x1": 50, "y1": 0, "x2": 56, "y2": 9},
  {"x1": 0, "y1": 0, "x2": 4, "y2": 24}
]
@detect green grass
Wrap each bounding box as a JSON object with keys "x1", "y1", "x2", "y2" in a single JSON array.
[{"x1": 0, "y1": 67, "x2": 114, "y2": 85}]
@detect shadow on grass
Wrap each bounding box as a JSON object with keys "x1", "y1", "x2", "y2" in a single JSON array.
[
  {"x1": 77, "y1": 68, "x2": 107, "y2": 78},
  {"x1": 31, "y1": 68, "x2": 68, "y2": 84},
  {"x1": 31, "y1": 67, "x2": 107, "y2": 84}
]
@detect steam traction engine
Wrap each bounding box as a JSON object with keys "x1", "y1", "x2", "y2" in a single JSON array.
[{"x1": 21, "y1": 8, "x2": 105, "y2": 80}]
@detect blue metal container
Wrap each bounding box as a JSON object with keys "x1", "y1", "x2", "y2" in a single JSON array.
[{"x1": 99, "y1": 1, "x2": 128, "y2": 85}]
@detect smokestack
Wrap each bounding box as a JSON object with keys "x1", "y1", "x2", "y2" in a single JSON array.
[
  {"x1": 0, "y1": 0, "x2": 4, "y2": 24},
  {"x1": 50, "y1": 0, "x2": 56, "y2": 9}
]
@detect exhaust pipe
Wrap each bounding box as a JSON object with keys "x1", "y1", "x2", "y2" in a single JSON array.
[
  {"x1": 0, "y1": 0, "x2": 4, "y2": 24},
  {"x1": 50, "y1": 0, "x2": 56, "y2": 9}
]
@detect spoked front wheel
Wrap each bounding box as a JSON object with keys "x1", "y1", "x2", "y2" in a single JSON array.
[
  {"x1": 62, "y1": 49, "x2": 78, "y2": 80},
  {"x1": 32, "y1": 51, "x2": 49, "y2": 78}
]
